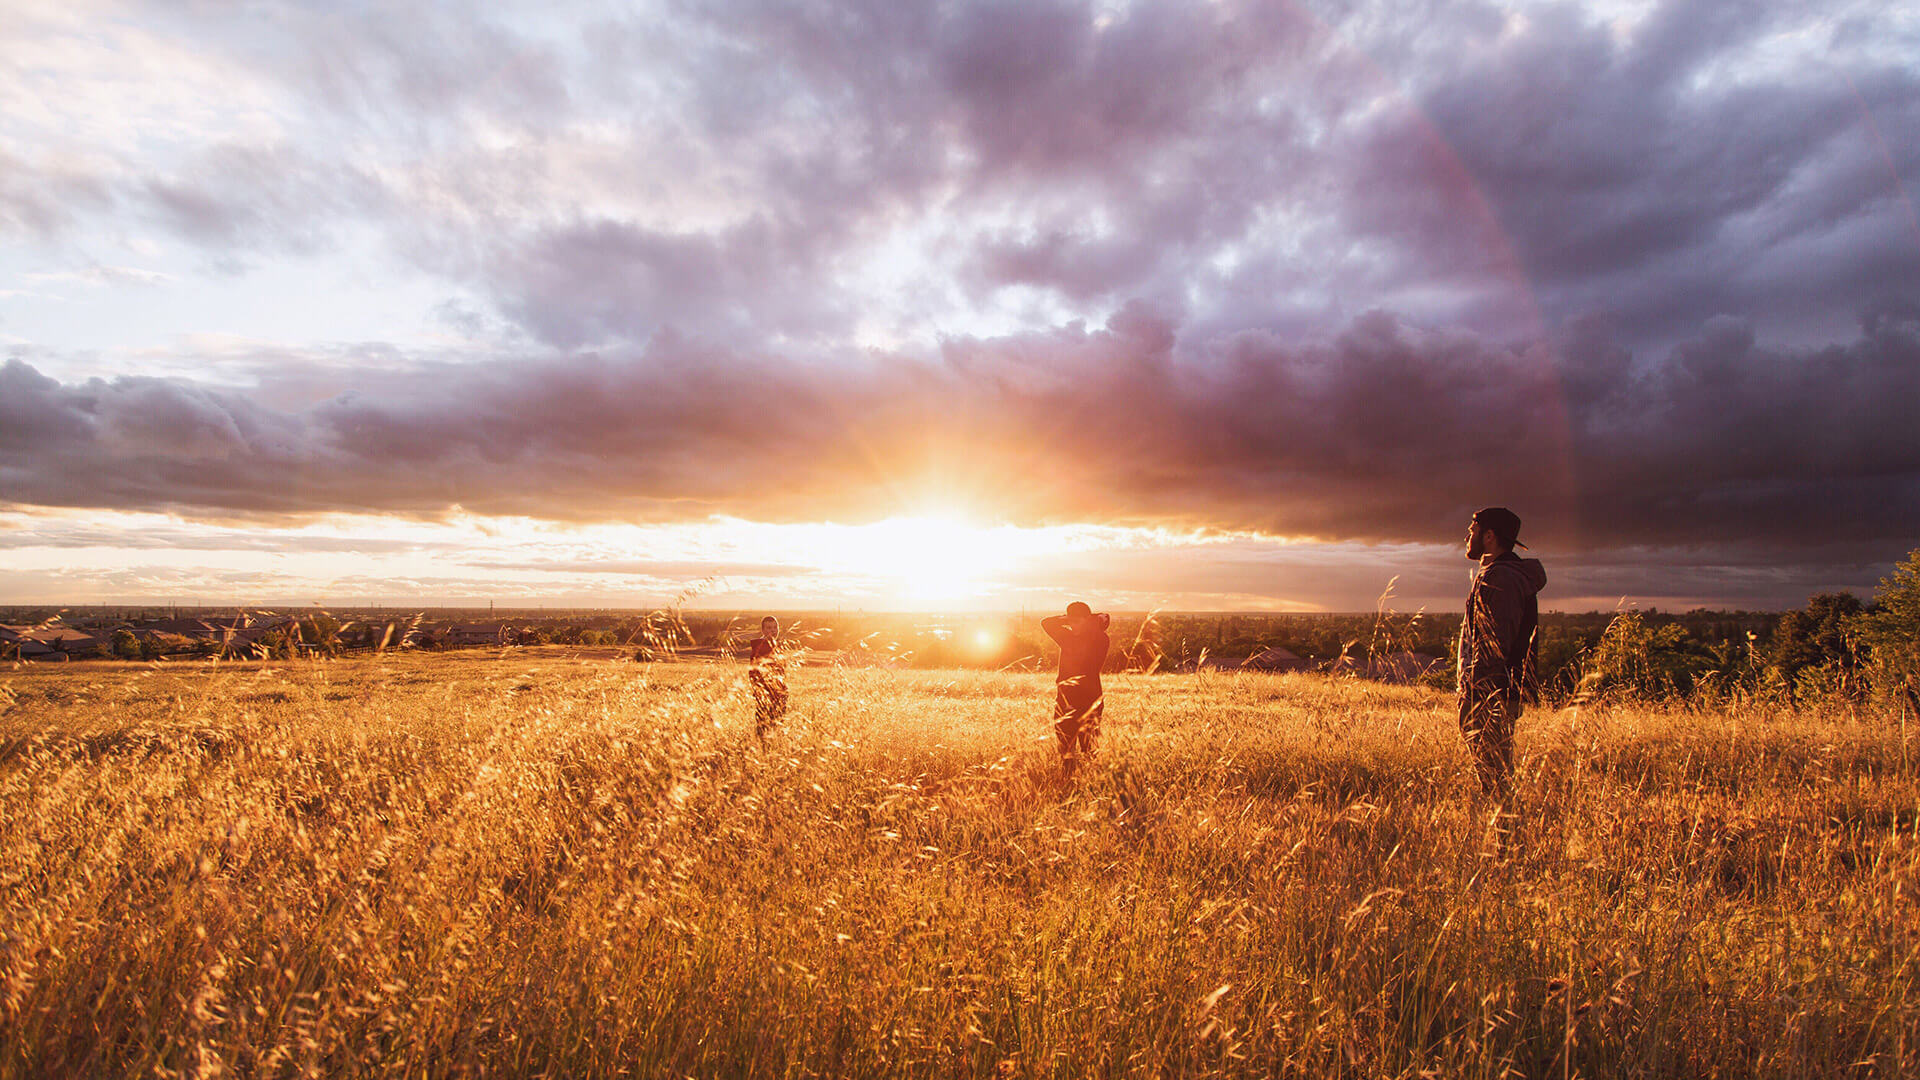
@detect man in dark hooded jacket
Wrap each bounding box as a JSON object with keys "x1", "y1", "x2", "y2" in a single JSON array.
[{"x1": 1457, "y1": 507, "x2": 1548, "y2": 798}]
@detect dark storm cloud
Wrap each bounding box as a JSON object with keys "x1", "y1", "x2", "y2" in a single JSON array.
[
  {"x1": 1541, "y1": 540, "x2": 1905, "y2": 610},
  {"x1": 641, "y1": 0, "x2": 1920, "y2": 345},
  {"x1": 1358, "y1": 0, "x2": 1920, "y2": 343},
  {"x1": 1014, "y1": 536, "x2": 1907, "y2": 613},
  {"x1": 4, "y1": 302, "x2": 1917, "y2": 556}
]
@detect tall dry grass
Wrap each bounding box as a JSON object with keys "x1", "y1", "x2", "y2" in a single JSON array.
[{"x1": 1, "y1": 653, "x2": 1914, "y2": 1077}]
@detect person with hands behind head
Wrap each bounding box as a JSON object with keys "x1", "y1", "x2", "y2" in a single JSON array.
[
  {"x1": 1041, "y1": 602, "x2": 1111, "y2": 776},
  {"x1": 749, "y1": 615, "x2": 788, "y2": 739}
]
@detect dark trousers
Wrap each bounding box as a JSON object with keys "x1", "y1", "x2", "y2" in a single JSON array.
[
  {"x1": 1053, "y1": 678, "x2": 1103, "y2": 770},
  {"x1": 750, "y1": 668, "x2": 787, "y2": 736},
  {"x1": 1458, "y1": 681, "x2": 1519, "y2": 796}
]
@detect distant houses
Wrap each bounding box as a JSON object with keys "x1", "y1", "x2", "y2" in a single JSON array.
[
  {"x1": 356, "y1": 621, "x2": 434, "y2": 651},
  {"x1": 1324, "y1": 649, "x2": 1447, "y2": 683},
  {"x1": 125, "y1": 614, "x2": 300, "y2": 652},
  {"x1": 0, "y1": 624, "x2": 106, "y2": 660},
  {"x1": 1177, "y1": 644, "x2": 1444, "y2": 683},
  {"x1": 1243, "y1": 646, "x2": 1314, "y2": 673},
  {"x1": 0, "y1": 614, "x2": 522, "y2": 660},
  {"x1": 443, "y1": 623, "x2": 519, "y2": 648},
  {"x1": 168, "y1": 615, "x2": 303, "y2": 655},
  {"x1": 135, "y1": 617, "x2": 233, "y2": 637},
  {"x1": 1183, "y1": 645, "x2": 1313, "y2": 673},
  {"x1": 128, "y1": 629, "x2": 199, "y2": 652},
  {"x1": 0, "y1": 614, "x2": 316, "y2": 661}
]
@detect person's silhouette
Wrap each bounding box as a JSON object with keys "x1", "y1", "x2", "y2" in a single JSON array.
[
  {"x1": 1457, "y1": 508, "x2": 1547, "y2": 799},
  {"x1": 749, "y1": 615, "x2": 788, "y2": 738},
  {"x1": 1042, "y1": 602, "x2": 1110, "y2": 775}
]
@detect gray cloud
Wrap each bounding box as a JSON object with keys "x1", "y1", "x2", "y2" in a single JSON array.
[
  {"x1": 1356, "y1": 0, "x2": 1920, "y2": 344},
  {"x1": 0, "y1": 520, "x2": 449, "y2": 554},
  {"x1": 141, "y1": 144, "x2": 386, "y2": 258},
  {"x1": 0, "y1": 152, "x2": 115, "y2": 238},
  {"x1": 485, "y1": 216, "x2": 857, "y2": 349},
  {"x1": 11, "y1": 1, "x2": 1912, "y2": 350},
  {"x1": 3, "y1": 302, "x2": 1916, "y2": 561},
  {"x1": 1001, "y1": 535, "x2": 1903, "y2": 613}
]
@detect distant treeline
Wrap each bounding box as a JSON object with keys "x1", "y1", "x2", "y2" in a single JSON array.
[
  {"x1": 0, "y1": 606, "x2": 1793, "y2": 665},
  {"x1": 7, "y1": 548, "x2": 1917, "y2": 711},
  {"x1": 0, "y1": 605, "x2": 1782, "y2": 679}
]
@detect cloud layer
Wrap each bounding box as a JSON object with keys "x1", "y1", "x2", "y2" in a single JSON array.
[
  {"x1": 4, "y1": 0, "x2": 1919, "y2": 604},
  {"x1": 9, "y1": 0, "x2": 1916, "y2": 345},
  {"x1": 5, "y1": 301, "x2": 1918, "y2": 554}
]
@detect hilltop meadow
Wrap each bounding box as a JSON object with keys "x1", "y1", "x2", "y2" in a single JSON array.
[{"x1": 1, "y1": 651, "x2": 1915, "y2": 1078}]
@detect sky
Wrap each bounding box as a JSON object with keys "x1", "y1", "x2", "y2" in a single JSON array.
[{"x1": 2, "y1": 0, "x2": 1918, "y2": 613}]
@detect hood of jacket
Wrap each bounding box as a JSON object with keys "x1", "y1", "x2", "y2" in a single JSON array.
[{"x1": 1480, "y1": 553, "x2": 1547, "y2": 596}]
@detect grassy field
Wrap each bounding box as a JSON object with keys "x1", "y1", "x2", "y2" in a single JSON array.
[{"x1": 1, "y1": 652, "x2": 1914, "y2": 1078}]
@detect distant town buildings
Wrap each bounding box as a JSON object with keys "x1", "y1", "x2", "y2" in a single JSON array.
[
  {"x1": 1323, "y1": 649, "x2": 1446, "y2": 683},
  {"x1": 0, "y1": 625, "x2": 105, "y2": 660},
  {"x1": 443, "y1": 623, "x2": 518, "y2": 647}
]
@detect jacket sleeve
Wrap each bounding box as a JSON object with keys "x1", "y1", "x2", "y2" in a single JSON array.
[{"x1": 1041, "y1": 616, "x2": 1070, "y2": 645}]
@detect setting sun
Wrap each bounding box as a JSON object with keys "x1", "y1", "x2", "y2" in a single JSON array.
[{"x1": 819, "y1": 515, "x2": 1007, "y2": 604}]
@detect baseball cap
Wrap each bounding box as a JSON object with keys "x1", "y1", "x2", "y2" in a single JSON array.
[{"x1": 1471, "y1": 506, "x2": 1526, "y2": 549}]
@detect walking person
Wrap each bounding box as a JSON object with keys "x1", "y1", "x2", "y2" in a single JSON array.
[
  {"x1": 749, "y1": 615, "x2": 788, "y2": 738},
  {"x1": 1457, "y1": 507, "x2": 1547, "y2": 799},
  {"x1": 1042, "y1": 602, "x2": 1111, "y2": 775}
]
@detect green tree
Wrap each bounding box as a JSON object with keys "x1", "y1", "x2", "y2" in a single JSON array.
[
  {"x1": 1579, "y1": 611, "x2": 1701, "y2": 701},
  {"x1": 1766, "y1": 593, "x2": 1865, "y2": 701},
  {"x1": 298, "y1": 614, "x2": 344, "y2": 655},
  {"x1": 1858, "y1": 549, "x2": 1920, "y2": 689},
  {"x1": 110, "y1": 629, "x2": 140, "y2": 659}
]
